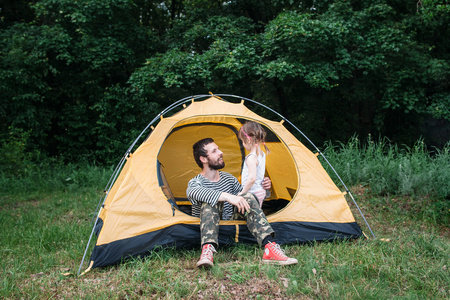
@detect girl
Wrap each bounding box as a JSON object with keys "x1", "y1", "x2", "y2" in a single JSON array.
[{"x1": 238, "y1": 121, "x2": 270, "y2": 207}]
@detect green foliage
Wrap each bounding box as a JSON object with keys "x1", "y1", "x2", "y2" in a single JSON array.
[
  {"x1": 131, "y1": 14, "x2": 260, "y2": 94},
  {"x1": 427, "y1": 93, "x2": 450, "y2": 121},
  {"x1": 322, "y1": 136, "x2": 450, "y2": 224},
  {"x1": 323, "y1": 136, "x2": 450, "y2": 198},
  {"x1": 1, "y1": 0, "x2": 449, "y2": 164},
  {"x1": 0, "y1": 23, "x2": 69, "y2": 152},
  {"x1": 0, "y1": 127, "x2": 35, "y2": 176},
  {"x1": 1, "y1": 0, "x2": 159, "y2": 163},
  {"x1": 93, "y1": 84, "x2": 161, "y2": 163},
  {"x1": 0, "y1": 160, "x2": 111, "y2": 198}
]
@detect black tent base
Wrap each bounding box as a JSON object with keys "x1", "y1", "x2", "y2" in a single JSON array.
[{"x1": 89, "y1": 221, "x2": 362, "y2": 269}]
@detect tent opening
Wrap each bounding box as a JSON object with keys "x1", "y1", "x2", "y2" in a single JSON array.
[{"x1": 156, "y1": 118, "x2": 299, "y2": 217}]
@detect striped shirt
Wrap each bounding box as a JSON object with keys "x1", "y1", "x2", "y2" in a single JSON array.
[{"x1": 186, "y1": 171, "x2": 243, "y2": 220}]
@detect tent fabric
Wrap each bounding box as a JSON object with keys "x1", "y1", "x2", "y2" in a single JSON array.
[{"x1": 89, "y1": 96, "x2": 362, "y2": 269}]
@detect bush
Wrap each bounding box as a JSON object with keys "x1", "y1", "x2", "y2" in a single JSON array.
[{"x1": 0, "y1": 127, "x2": 35, "y2": 176}]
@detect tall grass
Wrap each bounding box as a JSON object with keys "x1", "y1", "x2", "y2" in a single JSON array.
[
  {"x1": 0, "y1": 162, "x2": 111, "y2": 197},
  {"x1": 321, "y1": 137, "x2": 450, "y2": 225},
  {"x1": 322, "y1": 136, "x2": 450, "y2": 199}
]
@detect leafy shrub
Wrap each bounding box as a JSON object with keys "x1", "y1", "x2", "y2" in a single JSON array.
[{"x1": 0, "y1": 127, "x2": 35, "y2": 176}]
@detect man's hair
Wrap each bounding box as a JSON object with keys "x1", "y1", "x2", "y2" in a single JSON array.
[{"x1": 193, "y1": 137, "x2": 215, "y2": 169}]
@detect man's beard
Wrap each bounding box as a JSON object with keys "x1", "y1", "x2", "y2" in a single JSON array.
[{"x1": 208, "y1": 158, "x2": 225, "y2": 170}]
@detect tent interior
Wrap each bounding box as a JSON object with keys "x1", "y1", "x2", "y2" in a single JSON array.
[{"x1": 156, "y1": 117, "x2": 298, "y2": 216}]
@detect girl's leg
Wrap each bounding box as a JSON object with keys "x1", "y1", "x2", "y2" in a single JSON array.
[{"x1": 252, "y1": 190, "x2": 266, "y2": 207}]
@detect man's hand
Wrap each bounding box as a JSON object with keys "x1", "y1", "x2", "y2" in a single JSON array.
[
  {"x1": 226, "y1": 195, "x2": 250, "y2": 214},
  {"x1": 262, "y1": 177, "x2": 271, "y2": 190}
]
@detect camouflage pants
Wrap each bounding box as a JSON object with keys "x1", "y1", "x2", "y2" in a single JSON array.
[{"x1": 200, "y1": 193, "x2": 274, "y2": 247}]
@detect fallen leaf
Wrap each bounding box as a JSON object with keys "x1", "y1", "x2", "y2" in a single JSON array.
[
  {"x1": 31, "y1": 272, "x2": 44, "y2": 278},
  {"x1": 280, "y1": 277, "x2": 289, "y2": 288}
]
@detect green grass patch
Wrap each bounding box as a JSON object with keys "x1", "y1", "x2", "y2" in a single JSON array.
[{"x1": 1, "y1": 140, "x2": 449, "y2": 298}]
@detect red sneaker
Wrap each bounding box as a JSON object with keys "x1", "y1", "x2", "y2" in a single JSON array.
[
  {"x1": 196, "y1": 244, "x2": 216, "y2": 268},
  {"x1": 262, "y1": 242, "x2": 298, "y2": 265}
]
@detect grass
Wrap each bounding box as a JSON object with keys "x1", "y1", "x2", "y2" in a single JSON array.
[
  {"x1": 321, "y1": 137, "x2": 450, "y2": 225},
  {"x1": 1, "y1": 197, "x2": 448, "y2": 299},
  {"x1": 1, "y1": 139, "x2": 449, "y2": 299}
]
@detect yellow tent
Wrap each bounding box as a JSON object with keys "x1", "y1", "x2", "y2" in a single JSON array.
[{"x1": 81, "y1": 95, "x2": 366, "y2": 271}]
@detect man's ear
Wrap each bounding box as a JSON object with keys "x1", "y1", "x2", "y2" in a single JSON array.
[{"x1": 199, "y1": 156, "x2": 208, "y2": 164}]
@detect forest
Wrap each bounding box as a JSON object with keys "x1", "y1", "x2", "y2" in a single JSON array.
[
  {"x1": 1, "y1": 0, "x2": 449, "y2": 166},
  {"x1": 1, "y1": 2, "x2": 449, "y2": 298}
]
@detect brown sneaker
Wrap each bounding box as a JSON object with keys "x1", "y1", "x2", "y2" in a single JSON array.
[
  {"x1": 262, "y1": 242, "x2": 298, "y2": 265},
  {"x1": 196, "y1": 244, "x2": 216, "y2": 268}
]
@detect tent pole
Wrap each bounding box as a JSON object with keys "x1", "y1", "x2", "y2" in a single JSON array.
[
  {"x1": 90, "y1": 155, "x2": 127, "y2": 224},
  {"x1": 77, "y1": 206, "x2": 103, "y2": 276},
  {"x1": 316, "y1": 150, "x2": 377, "y2": 239},
  {"x1": 81, "y1": 150, "x2": 131, "y2": 272},
  {"x1": 347, "y1": 191, "x2": 376, "y2": 239}
]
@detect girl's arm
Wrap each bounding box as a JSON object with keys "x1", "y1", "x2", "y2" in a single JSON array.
[{"x1": 239, "y1": 154, "x2": 258, "y2": 195}]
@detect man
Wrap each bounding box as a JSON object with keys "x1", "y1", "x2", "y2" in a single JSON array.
[{"x1": 186, "y1": 137, "x2": 298, "y2": 268}]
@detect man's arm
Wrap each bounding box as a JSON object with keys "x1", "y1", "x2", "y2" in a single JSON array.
[
  {"x1": 217, "y1": 192, "x2": 250, "y2": 214},
  {"x1": 262, "y1": 177, "x2": 271, "y2": 190},
  {"x1": 262, "y1": 177, "x2": 272, "y2": 199},
  {"x1": 186, "y1": 178, "x2": 222, "y2": 207},
  {"x1": 187, "y1": 175, "x2": 250, "y2": 214}
]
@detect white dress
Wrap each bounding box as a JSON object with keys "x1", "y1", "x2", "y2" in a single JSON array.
[{"x1": 241, "y1": 152, "x2": 266, "y2": 206}]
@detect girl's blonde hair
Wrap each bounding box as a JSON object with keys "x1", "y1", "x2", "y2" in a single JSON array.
[{"x1": 238, "y1": 121, "x2": 270, "y2": 154}]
